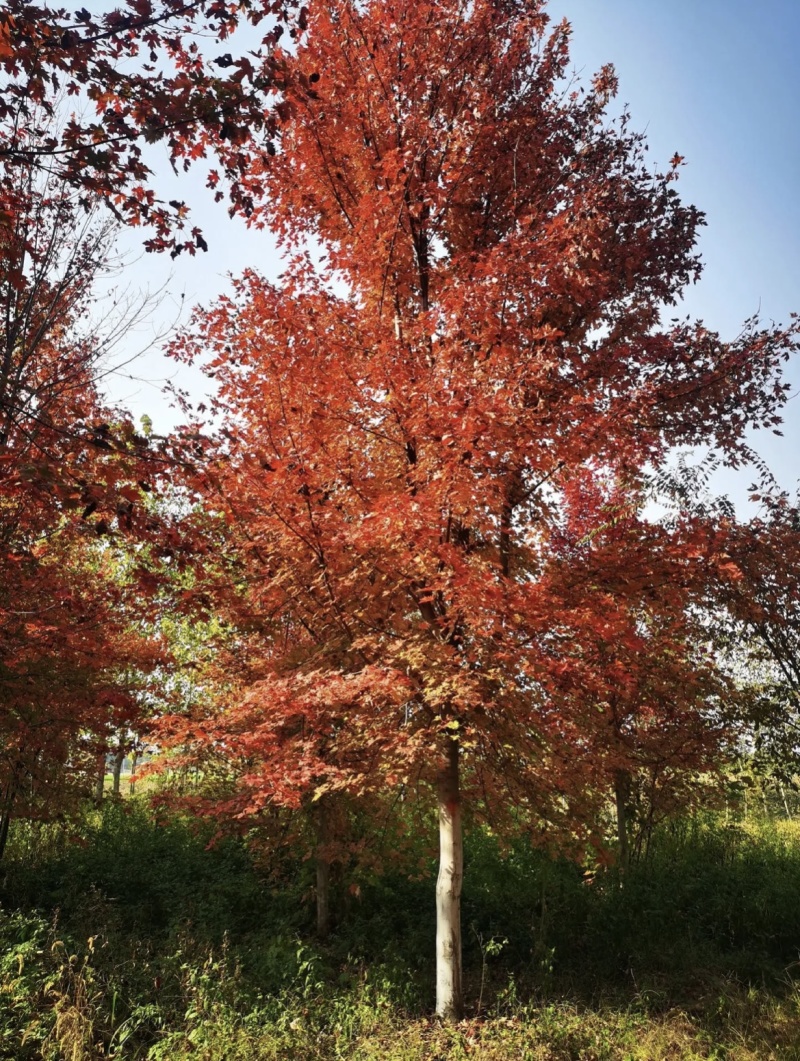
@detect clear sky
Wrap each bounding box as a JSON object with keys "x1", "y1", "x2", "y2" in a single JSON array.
[
  {"x1": 544, "y1": 0, "x2": 800, "y2": 505},
  {"x1": 102, "y1": 0, "x2": 800, "y2": 510}
]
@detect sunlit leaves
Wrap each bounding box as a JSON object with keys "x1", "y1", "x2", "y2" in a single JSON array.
[{"x1": 163, "y1": 0, "x2": 797, "y2": 852}]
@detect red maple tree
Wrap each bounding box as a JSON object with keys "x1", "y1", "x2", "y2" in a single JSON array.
[
  {"x1": 0, "y1": 145, "x2": 175, "y2": 854},
  {"x1": 0, "y1": 0, "x2": 327, "y2": 856},
  {"x1": 163, "y1": 0, "x2": 799, "y2": 1017}
]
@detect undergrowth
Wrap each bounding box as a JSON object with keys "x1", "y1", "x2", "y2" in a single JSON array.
[{"x1": 2, "y1": 803, "x2": 800, "y2": 1059}]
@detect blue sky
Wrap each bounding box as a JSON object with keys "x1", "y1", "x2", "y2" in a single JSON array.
[
  {"x1": 546, "y1": 0, "x2": 800, "y2": 504},
  {"x1": 103, "y1": 0, "x2": 800, "y2": 508}
]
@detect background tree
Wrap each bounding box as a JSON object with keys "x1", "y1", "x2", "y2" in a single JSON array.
[
  {"x1": 713, "y1": 496, "x2": 800, "y2": 786},
  {"x1": 164, "y1": 0, "x2": 798, "y2": 1019},
  {"x1": 0, "y1": 131, "x2": 173, "y2": 854},
  {"x1": 544, "y1": 485, "x2": 737, "y2": 867},
  {"x1": 0, "y1": 0, "x2": 304, "y2": 254},
  {"x1": 0, "y1": 534, "x2": 163, "y2": 858}
]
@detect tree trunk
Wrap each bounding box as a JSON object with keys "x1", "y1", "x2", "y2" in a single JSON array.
[
  {"x1": 94, "y1": 754, "x2": 106, "y2": 804},
  {"x1": 316, "y1": 855, "x2": 331, "y2": 938},
  {"x1": 112, "y1": 745, "x2": 124, "y2": 797},
  {"x1": 0, "y1": 808, "x2": 11, "y2": 862},
  {"x1": 314, "y1": 797, "x2": 331, "y2": 937},
  {"x1": 0, "y1": 778, "x2": 16, "y2": 862},
  {"x1": 614, "y1": 770, "x2": 630, "y2": 875},
  {"x1": 315, "y1": 799, "x2": 331, "y2": 938},
  {"x1": 129, "y1": 749, "x2": 138, "y2": 796},
  {"x1": 0, "y1": 793, "x2": 13, "y2": 857},
  {"x1": 436, "y1": 738, "x2": 463, "y2": 1021}
]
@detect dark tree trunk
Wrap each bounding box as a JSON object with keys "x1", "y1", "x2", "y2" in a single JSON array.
[
  {"x1": 315, "y1": 798, "x2": 331, "y2": 938},
  {"x1": 94, "y1": 754, "x2": 106, "y2": 804},
  {"x1": 129, "y1": 749, "x2": 139, "y2": 796},
  {"x1": 614, "y1": 770, "x2": 631, "y2": 875},
  {"x1": 0, "y1": 776, "x2": 17, "y2": 862}
]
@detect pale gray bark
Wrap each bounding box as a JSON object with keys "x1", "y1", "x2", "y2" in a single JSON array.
[
  {"x1": 779, "y1": 783, "x2": 791, "y2": 819},
  {"x1": 435, "y1": 739, "x2": 463, "y2": 1020}
]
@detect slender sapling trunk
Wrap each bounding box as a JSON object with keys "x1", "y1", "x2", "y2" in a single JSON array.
[
  {"x1": 315, "y1": 797, "x2": 331, "y2": 938},
  {"x1": 94, "y1": 753, "x2": 106, "y2": 803},
  {"x1": 0, "y1": 771, "x2": 20, "y2": 861},
  {"x1": 614, "y1": 769, "x2": 630, "y2": 875},
  {"x1": 436, "y1": 737, "x2": 463, "y2": 1020},
  {"x1": 129, "y1": 748, "x2": 138, "y2": 796}
]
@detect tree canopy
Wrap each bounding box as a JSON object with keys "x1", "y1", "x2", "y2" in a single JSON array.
[
  {"x1": 1, "y1": 0, "x2": 799, "y2": 1023},
  {"x1": 158, "y1": 0, "x2": 799, "y2": 1018}
]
